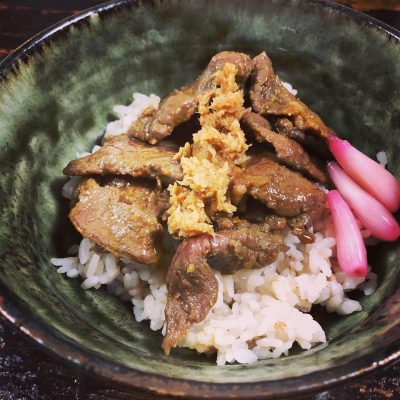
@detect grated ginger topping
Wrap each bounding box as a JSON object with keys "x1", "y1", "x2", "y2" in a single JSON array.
[
  {"x1": 167, "y1": 63, "x2": 249, "y2": 237},
  {"x1": 167, "y1": 183, "x2": 213, "y2": 236}
]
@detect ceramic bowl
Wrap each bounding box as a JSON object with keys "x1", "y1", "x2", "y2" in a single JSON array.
[{"x1": 1, "y1": 0, "x2": 400, "y2": 398}]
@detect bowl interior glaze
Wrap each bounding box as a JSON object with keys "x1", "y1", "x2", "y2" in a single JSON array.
[{"x1": 0, "y1": 0, "x2": 400, "y2": 398}]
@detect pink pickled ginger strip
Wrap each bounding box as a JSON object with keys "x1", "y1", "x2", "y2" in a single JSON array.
[
  {"x1": 327, "y1": 190, "x2": 367, "y2": 277},
  {"x1": 328, "y1": 134, "x2": 400, "y2": 212},
  {"x1": 328, "y1": 162, "x2": 400, "y2": 242}
]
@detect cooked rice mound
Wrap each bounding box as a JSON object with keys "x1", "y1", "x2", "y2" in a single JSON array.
[
  {"x1": 54, "y1": 91, "x2": 379, "y2": 365},
  {"x1": 52, "y1": 227, "x2": 377, "y2": 365}
]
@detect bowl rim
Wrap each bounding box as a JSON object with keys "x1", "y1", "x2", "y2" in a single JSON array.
[{"x1": 1, "y1": 0, "x2": 400, "y2": 398}]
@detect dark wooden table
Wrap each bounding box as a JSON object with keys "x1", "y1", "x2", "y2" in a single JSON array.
[{"x1": 1, "y1": 1, "x2": 400, "y2": 399}]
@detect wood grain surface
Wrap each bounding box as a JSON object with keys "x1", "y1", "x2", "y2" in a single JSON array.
[
  {"x1": 1, "y1": 1, "x2": 400, "y2": 399},
  {"x1": 336, "y1": 0, "x2": 400, "y2": 10}
]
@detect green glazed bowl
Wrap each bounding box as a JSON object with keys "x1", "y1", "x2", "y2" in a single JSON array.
[{"x1": 1, "y1": 0, "x2": 400, "y2": 398}]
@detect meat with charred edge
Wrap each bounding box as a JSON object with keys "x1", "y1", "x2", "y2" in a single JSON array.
[
  {"x1": 249, "y1": 51, "x2": 329, "y2": 139},
  {"x1": 242, "y1": 111, "x2": 327, "y2": 182},
  {"x1": 232, "y1": 155, "x2": 327, "y2": 231},
  {"x1": 274, "y1": 117, "x2": 331, "y2": 159},
  {"x1": 128, "y1": 51, "x2": 252, "y2": 144}
]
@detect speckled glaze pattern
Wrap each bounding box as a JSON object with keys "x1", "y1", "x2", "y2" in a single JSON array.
[{"x1": 0, "y1": 0, "x2": 399, "y2": 398}]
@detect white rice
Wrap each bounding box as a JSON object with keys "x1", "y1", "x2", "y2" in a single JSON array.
[
  {"x1": 55, "y1": 89, "x2": 379, "y2": 365},
  {"x1": 52, "y1": 229, "x2": 377, "y2": 365},
  {"x1": 377, "y1": 151, "x2": 388, "y2": 168},
  {"x1": 282, "y1": 81, "x2": 298, "y2": 96}
]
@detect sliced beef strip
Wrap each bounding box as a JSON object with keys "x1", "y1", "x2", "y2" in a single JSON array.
[
  {"x1": 274, "y1": 117, "x2": 331, "y2": 159},
  {"x1": 104, "y1": 176, "x2": 170, "y2": 219},
  {"x1": 207, "y1": 224, "x2": 285, "y2": 275},
  {"x1": 249, "y1": 51, "x2": 329, "y2": 139},
  {"x1": 129, "y1": 89, "x2": 198, "y2": 145},
  {"x1": 162, "y1": 236, "x2": 218, "y2": 355},
  {"x1": 232, "y1": 155, "x2": 327, "y2": 231},
  {"x1": 129, "y1": 51, "x2": 252, "y2": 144},
  {"x1": 63, "y1": 134, "x2": 183, "y2": 185},
  {"x1": 232, "y1": 198, "x2": 288, "y2": 233},
  {"x1": 191, "y1": 51, "x2": 252, "y2": 92},
  {"x1": 242, "y1": 112, "x2": 327, "y2": 182},
  {"x1": 215, "y1": 211, "x2": 286, "y2": 235},
  {"x1": 214, "y1": 214, "x2": 253, "y2": 231},
  {"x1": 70, "y1": 178, "x2": 165, "y2": 264},
  {"x1": 163, "y1": 218, "x2": 285, "y2": 354}
]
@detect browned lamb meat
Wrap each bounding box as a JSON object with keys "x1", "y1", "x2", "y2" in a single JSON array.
[
  {"x1": 249, "y1": 52, "x2": 329, "y2": 139},
  {"x1": 162, "y1": 220, "x2": 285, "y2": 354},
  {"x1": 63, "y1": 135, "x2": 183, "y2": 184},
  {"x1": 242, "y1": 112, "x2": 327, "y2": 182},
  {"x1": 216, "y1": 212, "x2": 287, "y2": 236},
  {"x1": 232, "y1": 155, "x2": 327, "y2": 231},
  {"x1": 162, "y1": 235, "x2": 218, "y2": 355},
  {"x1": 208, "y1": 224, "x2": 285, "y2": 275},
  {"x1": 70, "y1": 178, "x2": 166, "y2": 264},
  {"x1": 274, "y1": 117, "x2": 331, "y2": 159},
  {"x1": 129, "y1": 51, "x2": 252, "y2": 144}
]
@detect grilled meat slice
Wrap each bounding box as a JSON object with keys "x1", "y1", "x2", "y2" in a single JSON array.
[
  {"x1": 274, "y1": 117, "x2": 331, "y2": 159},
  {"x1": 232, "y1": 155, "x2": 327, "y2": 230},
  {"x1": 162, "y1": 236, "x2": 218, "y2": 355},
  {"x1": 70, "y1": 178, "x2": 166, "y2": 264},
  {"x1": 208, "y1": 223, "x2": 285, "y2": 275},
  {"x1": 129, "y1": 89, "x2": 198, "y2": 145},
  {"x1": 249, "y1": 52, "x2": 329, "y2": 139},
  {"x1": 129, "y1": 51, "x2": 252, "y2": 144},
  {"x1": 63, "y1": 135, "x2": 183, "y2": 185},
  {"x1": 216, "y1": 208, "x2": 287, "y2": 235},
  {"x1": 242, "y1": 112, "x2": 327, "y2": 182}
]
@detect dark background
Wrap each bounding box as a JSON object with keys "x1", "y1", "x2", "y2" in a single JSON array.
[{"x1": 0, "y1": 1, "x2": 400, "y2": 399}]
